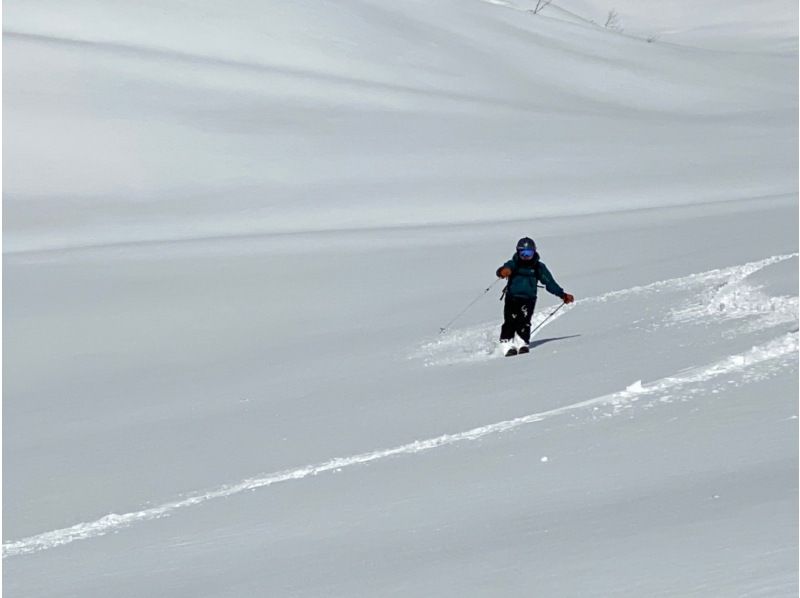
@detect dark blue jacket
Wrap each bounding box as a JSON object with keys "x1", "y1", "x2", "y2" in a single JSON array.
[{"x1": 497, "y1": 254, "x2": 565, "y2": 300}]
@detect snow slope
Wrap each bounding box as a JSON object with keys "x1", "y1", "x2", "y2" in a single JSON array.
[
  {"x1": 3, "y1": 0, "x2": 798, "y2": 596},
  {"x1": 3, "y1": 0, "x2": 797, "y2": 251}
]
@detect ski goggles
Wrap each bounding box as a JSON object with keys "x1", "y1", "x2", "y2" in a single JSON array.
[{"x1": 518, "y1": 248, "x2": 535, "y2": 259}]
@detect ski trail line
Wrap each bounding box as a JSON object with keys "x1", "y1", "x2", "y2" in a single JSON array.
[
  {"x1": 4, "y1": 329, "x2": 797, "y2": 559},
  {"x1": 584, "y1": 252, "x2": 798, "y2": 304},
  {"x1": 418, "y1": 253, "x2": 798, "y2": 365}
]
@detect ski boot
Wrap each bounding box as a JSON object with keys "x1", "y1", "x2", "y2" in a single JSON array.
[{"x1": 500, "y1": 340, "x2": 517, "y2": 357}]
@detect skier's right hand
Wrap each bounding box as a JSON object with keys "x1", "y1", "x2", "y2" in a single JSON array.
[
  {"x1": 498, "y1": 267, "x2": 512, "y2": 278},
  {"x1": 563, "y1": 293, "x2": 575, "y2": 304}
]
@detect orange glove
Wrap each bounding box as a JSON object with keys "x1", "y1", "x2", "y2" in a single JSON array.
[
  {"x1": 563, "y1": 293, "x2": 575, "y2": 304},
  {"x1": 498, "y1": 267, "x2": 512, "y2": 278}
]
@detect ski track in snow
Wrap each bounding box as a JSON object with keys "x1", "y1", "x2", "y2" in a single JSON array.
[
  {"x1": 418, "y1": 253, "x2": 798, "y2": 366},
  {"x1": 4, "y1": 254, "x2": 798, "y2": 559},
  {"x1": 668, "y1": 273, "x2": 798, "y2": 332}
]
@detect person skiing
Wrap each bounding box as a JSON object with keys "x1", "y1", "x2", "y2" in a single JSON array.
[{"x1": 496, "y1": 237, "x2": 574, "y2": 356}]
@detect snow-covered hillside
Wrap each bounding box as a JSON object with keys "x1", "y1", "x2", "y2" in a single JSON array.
[
  {"x1": 3, "y1": 0, "x2": 798, "y2": 596},
  {"x1": 4, "y1": 0, "x2": 797, "y2": 252}
]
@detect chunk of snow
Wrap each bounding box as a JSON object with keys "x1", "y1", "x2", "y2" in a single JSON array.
[{"x1": 626, "y1": 380, "x2": 645, "y2": 393}]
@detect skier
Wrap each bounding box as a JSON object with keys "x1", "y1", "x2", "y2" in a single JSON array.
[{"x1": 496, "y1": 237, "x2": 574, "y2": 356}]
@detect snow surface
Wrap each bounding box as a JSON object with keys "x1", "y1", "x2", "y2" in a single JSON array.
[{"x1": 3, "y1": 0, "x2": 798, "y2": 596}]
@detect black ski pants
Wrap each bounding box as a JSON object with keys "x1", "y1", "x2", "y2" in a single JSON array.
[{"x1": 500, "y1": 295, "x2": 537, "y2": 344}]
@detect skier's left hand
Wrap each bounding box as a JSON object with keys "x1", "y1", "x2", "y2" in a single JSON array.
[{"x1": 563, "y1": 293, "x2": 575, "y2": 304}]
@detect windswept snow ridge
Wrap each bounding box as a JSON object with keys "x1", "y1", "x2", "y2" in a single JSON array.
[{"x1": 4, "y1": 326, "x2": 796, "y2": 558}]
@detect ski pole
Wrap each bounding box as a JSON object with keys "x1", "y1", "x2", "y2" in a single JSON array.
[
  {"x1": 439, "y1": 279, "x2": 502, "y2": 334},
  {"x1": 530, "y1": 302, "x2": 567, "y2": 337}
]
